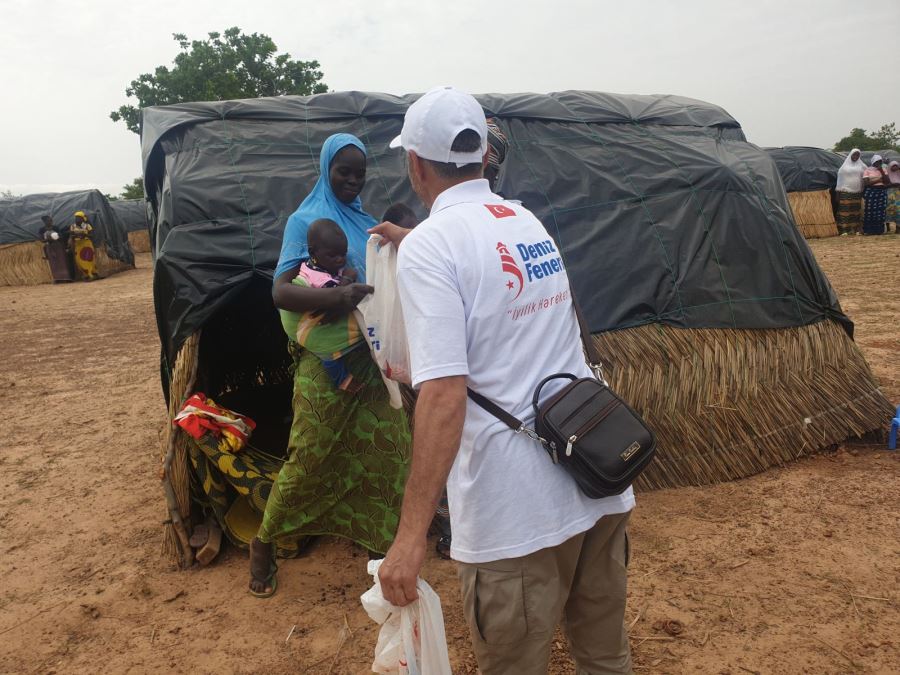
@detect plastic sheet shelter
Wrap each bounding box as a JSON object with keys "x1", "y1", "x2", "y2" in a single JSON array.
[
  {"x1": 110, "y1": 198, "x2": 150, "y2": 234},
  {"x1": 858, "y1": 149, "x2": 900, "y2": 165},
  {"x1": 764, "y1": 146, "x2": 844, "y2": 192},
  {"x1": 0, "y1": 189, "x2": 135, "y2": 265},
  {"x1": 142, "y1": 91, "x2": 849, "y2": 374}
]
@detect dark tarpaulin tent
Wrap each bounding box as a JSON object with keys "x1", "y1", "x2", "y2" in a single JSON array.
[
  {"x1": 764, "y1": 146, "x2": 844, "y2": 238},
  {"x1": 764, "y1": 146, "x2": 844, "y2": 192},
  {"x1": 142, "y1": 92, "x2": 849, "y2": 362},
  {"x1": 0, "y1": 189, "x2": 135, "y2": 285},
  {"x1": 142, "y1": 91, "x2": 891, "y2": 567},
  {"x1": 110, "y1": 198, "x2": 150, "y2": 233},
  {"x1": 110, "y1": 198, "x2": 151, "y2": 253},
  {"x1": 858, "y1": 149, "x2": 900, "y2": 165}
]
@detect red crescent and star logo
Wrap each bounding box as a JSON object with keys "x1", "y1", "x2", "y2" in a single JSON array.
[{"x1": 496, "y1": 241, "x2": 523, "y2": 300}]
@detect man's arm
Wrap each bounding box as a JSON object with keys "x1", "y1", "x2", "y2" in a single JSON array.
[{"x1": 377, "y1": 375, "x2": 467, "y2": 606}]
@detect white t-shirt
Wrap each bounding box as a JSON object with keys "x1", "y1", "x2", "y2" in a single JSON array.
[{"x1": 397, "y1": 178, "x2": 634, "y2": 564}]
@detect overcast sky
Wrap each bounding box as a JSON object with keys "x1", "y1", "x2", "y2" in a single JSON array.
[{"x1": 2, "y1": 0, "x2": 898, "y2": 196}]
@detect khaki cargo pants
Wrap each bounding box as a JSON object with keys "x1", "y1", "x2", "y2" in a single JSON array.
[{"x1": 457, "y1": 511, "x2": 632, "y2": 674}]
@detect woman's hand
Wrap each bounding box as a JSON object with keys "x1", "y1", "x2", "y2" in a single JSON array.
[
  {"x1": 369, "y1": 221, "x2": 412, "y2": 248},
  {"x1": 316, "y1": 283, "x2": 374, "y2": 323}
]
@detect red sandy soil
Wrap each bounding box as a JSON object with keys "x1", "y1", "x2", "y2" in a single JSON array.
[{"x1": 1, "y1": 236, "x2": 898, "y2": 674}]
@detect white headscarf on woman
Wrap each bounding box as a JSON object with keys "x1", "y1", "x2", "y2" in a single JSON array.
[{"x1": 836, "y1": 148, "x2": 866, "y2": 193}]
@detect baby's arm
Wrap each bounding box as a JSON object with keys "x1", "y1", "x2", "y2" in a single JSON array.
[{"x1": 340, "y1": 267, "x2": 358, "y2": 285}]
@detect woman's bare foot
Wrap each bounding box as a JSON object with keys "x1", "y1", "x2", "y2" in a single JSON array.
[{"x1": 248, "y1": 537, "x2": 276, "y2": 597}]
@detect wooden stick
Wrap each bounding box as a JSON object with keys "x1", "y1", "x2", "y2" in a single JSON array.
[
  {"x1": 285, "y1": 625, "x2": 297, "y2": 644},
  {"x1": 730, "y1": 559, "x2": 751, "y2": 570},
  {"x1": 327, "y1": 615, "x2": 354, "y2": 674},
  {"x1": 0, "y1": 600, "x2": 69, "y2": 636},
  {"x1": 850, "y1": 594, "x2": 891, "y2": 602},
  {"x1": 628, "y1": 603, "x2": 648, "y2": 632},
  {"x1": 811, "y1": 635, "x2": 860, "y2": 668}
]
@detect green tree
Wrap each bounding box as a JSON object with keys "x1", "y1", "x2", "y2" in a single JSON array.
[
  {"x1": 119, "y1": 178, "x2": 144, "y2": 200},
  {"x1": 833, "y1": 124, "x2": 899, "y2": 152},
  {"x1": 1, "y1": 189, "x2": 20, "y2": 200},
  {"x1": 110, "y1": 27, "x2": 327, "y2": 134},
  {"x1": 870, "y1": 122, "x2": 899, "y2": 149}
]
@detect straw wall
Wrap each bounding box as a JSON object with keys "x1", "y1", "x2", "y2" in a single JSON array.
[
  {"x1": 788, "y1": 189, "x2": 838, "y2": 238},
  {"x1": 0, "y1": 242, "x2": 53, "y2": 286},
  {"x1": 594, "y1": 320, "x2": 891, "y2": 490},
  {"x1": 160, "y1": 331, "x2": 200, "y2": 566},
  {"x1": 128, "y1": 229, "x2": 151, "y2": 254},
  {"x1": 0, "y1": 241, "x2": 134, "y2": 286}
]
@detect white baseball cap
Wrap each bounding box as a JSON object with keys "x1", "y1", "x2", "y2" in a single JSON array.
[{"x1": 389, "y1": 86, "x2": 488, "y2": 167}]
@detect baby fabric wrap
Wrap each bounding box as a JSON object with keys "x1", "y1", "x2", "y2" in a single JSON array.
[{"x1": 290, "y1": 268, "x2": 366, "y2": 387}]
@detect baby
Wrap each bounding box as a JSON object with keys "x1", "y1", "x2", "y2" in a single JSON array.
[
  {"x1": 292, "y1": 218, "x2": 363, "y2": 391},
  {"x1": 296, "y1": 218, "x2": 357, "y2": 287},
  {"x1": 382, "y1": 202, "x2": 419, "y2": 229}
]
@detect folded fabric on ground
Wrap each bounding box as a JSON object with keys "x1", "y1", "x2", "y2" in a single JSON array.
[{"x1": 175, "y1": 394, "x2": 302, "y2": 557}]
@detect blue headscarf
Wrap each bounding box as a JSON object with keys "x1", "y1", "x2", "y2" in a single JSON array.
[{"x1": 275, "y1": 133, "x2": 376, "y2": 281}]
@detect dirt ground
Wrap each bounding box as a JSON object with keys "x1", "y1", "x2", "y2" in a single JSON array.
[{"x1": 1, "y1": 236, "x2": 898, "y2": 675}]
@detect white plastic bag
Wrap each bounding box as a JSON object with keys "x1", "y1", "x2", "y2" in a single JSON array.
[
  {"x1": 360, "y1": 559, "x2": 452, "y2": 675},
  {"x1": 357, "y1": 235, "x2": 412, "y2": 386}
]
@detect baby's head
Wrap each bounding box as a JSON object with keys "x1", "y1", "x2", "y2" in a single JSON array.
[
  {"x1": 308, "y1": 218, "x2": 348, "y2": 274},
  {"x1": 382, "y1": 203, "x2": 419, "y2": 229}
]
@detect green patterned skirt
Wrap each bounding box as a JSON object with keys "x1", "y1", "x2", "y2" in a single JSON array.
[{"x1": 257, "y1": 345, "x2": 410, "y2": 553}]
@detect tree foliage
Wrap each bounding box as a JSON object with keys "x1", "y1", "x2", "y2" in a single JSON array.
[
  {"x1": 110, "y1": 27, "x2": 328, "y2": 134},
  {"x1": 119, "y1": 178, "x2": 145, "y2": 200},
  {"x1": 1, "y1": 189, "x2": 21, "y2": 200},
  {"x1": 833, "y1": 123, "x2": 899, "y2": 152}
]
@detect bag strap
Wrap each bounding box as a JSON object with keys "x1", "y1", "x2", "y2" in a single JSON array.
[
  {"x1": 569, "y1": 290, "x2": 605, "y2": 383},
  {"x1": 466, "y1": 388, "x2": 522, "y2": 432}
]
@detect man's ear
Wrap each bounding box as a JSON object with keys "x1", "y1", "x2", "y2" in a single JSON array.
[
  {"x1": 482, "y1": 149, "x2": 490, "y2": 170},
  {"x1": 408, "y1": 150, "x2": 424, "y2": 182}
]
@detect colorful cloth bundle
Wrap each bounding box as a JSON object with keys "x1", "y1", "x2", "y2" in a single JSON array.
[{"x1": 174, "y1": 393, "x2": 256, "y2": 453}]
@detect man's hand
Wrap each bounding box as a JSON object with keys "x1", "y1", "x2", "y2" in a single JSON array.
[
  {"x1": 377, "y1": 535, "x2": 427, "y2": 607},
  {"x1": 369, "y1": 221, "x2": 412, "y2": 248}
]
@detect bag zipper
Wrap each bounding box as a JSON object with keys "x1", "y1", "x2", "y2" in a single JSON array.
[
  {"x1": 565, "y1": 399, "x2": 621, "y2": 456},
  {"x1": 555, "y1": 389, "x2": 604, "y2": 430}
]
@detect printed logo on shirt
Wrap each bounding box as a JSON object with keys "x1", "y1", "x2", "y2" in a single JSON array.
[
  {"x1": 497, "y1": 238, "x2": 566, "y2": 306},
  {"x1": 485, "y1": 203, "x2": 516, "y2": 219},
  {"x1": 515, "y1": 239, "x2": 564, "y2": 283},
  {"x1": 496, "y1": 242, "x2": 524, "y2": 300}
]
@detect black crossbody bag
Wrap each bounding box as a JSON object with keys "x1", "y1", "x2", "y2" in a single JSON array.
[{"x1": 467, "y1": 293, "x2": 656, "y2": 498}]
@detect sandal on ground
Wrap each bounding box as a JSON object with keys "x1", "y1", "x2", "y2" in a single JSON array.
[
  {"x1": 435, "y1": 535, "x2": 452, "y2": 560},
  {"x1": 249, "y1": 540, "x2": 278, "y2": 599}
]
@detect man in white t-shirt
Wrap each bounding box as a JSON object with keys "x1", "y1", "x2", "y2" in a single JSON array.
[{"x1": 374, "y1": 86, "x2": 634, "y2": 674}]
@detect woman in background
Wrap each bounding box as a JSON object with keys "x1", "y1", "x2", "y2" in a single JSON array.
[
  {"x1": 39, "y1": 215, "x2": 72, "y2": 283},
  {"x1": 885, "y1": 161, "x2": 900, "y2": 233},
  {"x1": 835, "y1": 149, "x2": 866, "y2": 235},
  {"x1": 69, "y1": 211, "x2": 98, "y2": 280}
]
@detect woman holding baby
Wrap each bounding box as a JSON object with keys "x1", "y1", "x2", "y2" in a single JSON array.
[{"x1": 248, "y1": 133, "x2": 411, "y2": 597}]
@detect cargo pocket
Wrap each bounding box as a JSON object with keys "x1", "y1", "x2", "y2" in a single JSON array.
[{"x1": 472, "y1": 568, "x2": 528, "y2": 645}]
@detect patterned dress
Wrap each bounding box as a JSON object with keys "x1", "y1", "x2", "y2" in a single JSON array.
[{"x1": 257, "y1": 344, "x2": 410, "y2": 554}]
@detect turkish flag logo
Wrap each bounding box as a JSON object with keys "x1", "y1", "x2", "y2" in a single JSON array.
[{"x1": 484, "y1": 204, "x2": 515, "y2": 219}]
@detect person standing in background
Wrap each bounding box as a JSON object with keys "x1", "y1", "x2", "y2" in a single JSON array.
[
  {"x1": 69, "y1": 211, "x2": 98, "y2": 280},
  {"x1": 39, "y1": 215, "x2": 73, "y2": 283},
  {"x1": 885, "y1": 161, "x2": 900, "y2": 233},
  {"x1": 862, "y1": 155, "x2": 890, "y2": 235},
  {"x1": 835, "y1": 148, "x2": 866, "y2": 235}
]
